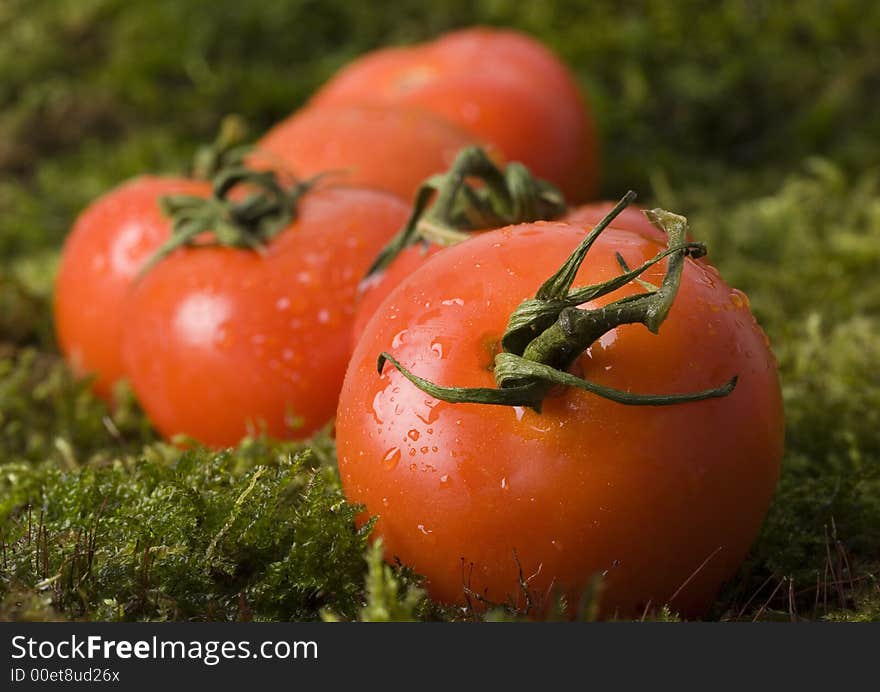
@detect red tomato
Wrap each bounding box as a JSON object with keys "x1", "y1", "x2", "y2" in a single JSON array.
[
  {"x1": 336, "y1": 221, "x2": 783, "y2": 618},
  {"x1": 54, "y1": 176, "x2": 211, "y2": 401},
  {"x1": 353, "y1": 243, "x2": 444, "y2": 345},
  {"x1": 252, "y1": 105, "x2": 479, "y2": 200},
  {"x1": 352, "y1": 203, "x2": 664, "y2": 346},
  {"x1": 311, "y1": 27, "x2": 597, "y2": 202},
  {"x1": 565, "y1": 202, "x2": 666, "y2": 243},
  {"x1": 121, "y1": 186, "x2": 409, "y2": 447}
]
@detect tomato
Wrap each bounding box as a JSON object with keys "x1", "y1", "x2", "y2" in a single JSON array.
[
  {"x1": 336, "y1": 219, "x2": 783, "y2": 618},
  {"x1": 54, "y1": 176, "x2": 211, "y2": 401},
  {"x1": 121, "y1": 185, "x2": 409, "y2": 447},
  {"x1": 354, "y1": 243, "x2": 444, "y2": 345},
  {"x1": 353, "y1": 202, "x2": 663, "y2": 345},
  {"x1": 252, "y1": 105, "x2": 479, "y2": 200},
  {"x1": 310, "y1": 27, "x2": 597, "y2": 202},
  {"x1": 565, "y1": 202, "x2": 667, "y2": 244}
]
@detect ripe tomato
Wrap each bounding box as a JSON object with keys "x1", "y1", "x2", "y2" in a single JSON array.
[
  {"x1": 54, "y1": 176, "x2": 211, "y2": 401},
  {"x1": 252, "y1": 105, "x2": 479, "y2": 200},
  {"x1": 121, "y1": 185, "x2": 409, "y2": 447},
  {"x1": 310, "y1": 28, "x2": 597, "y2": 202},
  {"x1": 565, "y1": 202, "x2": 666, "y2": 244},
  {"x1": 336, "y1": 220, "x2": 783, "y2": 618},
  {"x1": 353, "y1": 202, "x2": 664, "y2": 345}
]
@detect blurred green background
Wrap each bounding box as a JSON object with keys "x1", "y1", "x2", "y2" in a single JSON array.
[{"x1": 1, "y1": 0, "x2": 878, "y2": 621}]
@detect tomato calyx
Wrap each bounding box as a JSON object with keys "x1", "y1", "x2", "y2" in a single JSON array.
[
  {"x1": 366, "y1": 145, "x2": 566, "y2": 277},
  {"x1": 191, "y1": 114, "x2": 251, "y2": 180},
  {"x1": 139, "y1": 166, "x2": 314, "y2": 277},
  {"x1": 378, "y1": 191, "x2": 738, "y2": 412}
]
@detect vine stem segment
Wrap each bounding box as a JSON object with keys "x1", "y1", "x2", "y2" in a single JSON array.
[
  {"x1": 366, "y1": 146, "x2": 566, "y2": 277},
  {"x1": 378, "y1": 192, "x2": 737, "y2": 412}
]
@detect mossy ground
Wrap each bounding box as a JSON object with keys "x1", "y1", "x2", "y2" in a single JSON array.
[{"x1": 1, "y1": 0, "x2": 878, "y2": 621}]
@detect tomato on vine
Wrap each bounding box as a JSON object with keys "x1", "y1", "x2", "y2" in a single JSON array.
[
  {"x1": 121, "y1": 168, "x2": 409, "y2": 447},
  {"x1": 336, "y1": 194, "x2": 783, "y2": 618},
  {"x1": 351, "y1": 147, "x2": 673, "y2": 344}
]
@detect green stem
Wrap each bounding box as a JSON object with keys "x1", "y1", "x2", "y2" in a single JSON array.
[
  {"x1": 379, "y1": 193, "x2": 737, "y2": 411},
  {"x1": 191, "y1": 115, "x2": 250, "y2": 180},
  {"x1": 365, "y1": 146, "x2": 566, "y2": 277},
  {"x1": 139, "y1": 166, "x2": 313, "y2": 278}
]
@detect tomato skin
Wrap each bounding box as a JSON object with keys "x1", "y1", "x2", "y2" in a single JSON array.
[
  {"x1": 565, "y1": 202, "x2": 667, "y2": 243},
  {"x1": 311, "y1": 28, "x2": 597, "y2": 202},
  {"x1": 252, "y1": 105, "x2": 478, "y2": 200},
  {"x1": 120, "y1": 187, "x2": 409, "y2": 447},
  {"x1": 54, "y1": 176, "x2": 212, "y2": 401},
  {"x1": 337, "y1": 222, "x2": 783, "y2": 617},
  {"x1": 352, "y1": 203, "x2": 666, "y2": 347},
  {"x1": 353, "y1": 243, "x2": 444, "y2": 346}
]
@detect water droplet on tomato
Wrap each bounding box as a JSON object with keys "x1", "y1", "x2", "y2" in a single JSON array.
[
  {"x1": 407, "y1": 429, "x2": 420, "y2": 441},
  {"x1": 382, "y1": 447, "x2": 401, "y2": 470},
  {"x1": 391, "y1": 329, "x2": 409, "y2": 348},
  {"x1": 371, "y1": 391, "x2": 384, "y2": 425},
  {"x1": 729, "y1": 290, "x2": 749, "y2": 309}
]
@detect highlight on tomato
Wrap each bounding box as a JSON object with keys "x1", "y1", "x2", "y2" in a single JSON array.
[
  {"x1": 336, "y1": 195, "x2": 784, "y2": 618},
  {"x1": 251, "y1": 104, "x2": 479, "y2": 201},
  {"x1": 120, "y1": 166, "x2": 410, "y2": 448},
  {"x1": 310, "y1": 27, "x2": 598, "y2": 202}
]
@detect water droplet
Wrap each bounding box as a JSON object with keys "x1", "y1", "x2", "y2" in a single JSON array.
[
  {"x1": 551, "y1": 539, "x2": 564, "y2": 553},
  {"x1": 729, "y1": 290, "x2": 749, "y2": 309},
  {"x1": 430, "y1": 341, "x2": 444, "y2": 358},
  {"x1": 417, "y1": 524, "x2": 432, "y2": 535},
  {"x1": 513, "y1": 406, "x2": 526, "y2": 421},
  {"x1": 391, "y1": 329, "x2": 409, "y2": 348},
  {"x1": 439, "y1": 474, "x2": 449, "y2": 484},
  {"x1": 381, "y1": 497, "x2": 389, "y2": 507},
  {"x1": 420, "y1": 446, "x2": 429, "y2": 454},
  {"x1": 500, "y1": 477, "x2": 508, "y2": 490},
  {"x1": 407, "y1": 429, "x2": 420, "y2": 441},
  {"x1": 408, "y1": 448, "x2": 417, "y2": 457},
  {"x1": 382, "y1": 447, "x2": 401, "y2": 470},
  {"x1": 371, "y1": 392, "x2": 384, "y2": 425},
  {"x1": 441, "y1": 298, "x2": 464, "y2": 306},
  {"x1": 599, "y1": 330, "x2": 618, "y2": 349}
]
